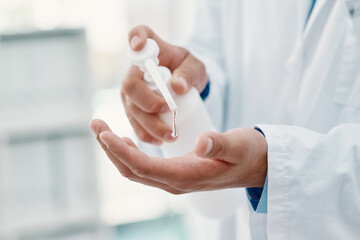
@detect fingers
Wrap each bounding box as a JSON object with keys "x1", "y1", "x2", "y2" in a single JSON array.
[
  {"x1": 121, "y1": 90, "x2": 175, "y2": 144},
  {"x1": 126, "y1": 101, "x2": 175, "y2": 142},
  {"x1": 128, "y1": 25, "x2": 164, "y2": 51},
  {"x1": 99, "y1": 131, "x2": 201, "y2": 184},
  {"x1": 128, "y1": 25, "x2": 188, "y2": 69},
  {"x1": 128, "y1": 25, "x2": 208, "y2": 96},
  {"x1": 90, "y1": 119, "x2": 135, "y2": 178},
  {"x1": 91, "y1": 123, "x2": 230, "y2": 193},
  {"x1": 126, "y1": 115, "x2": 162, "y2": 145},
  {"x1": 125, "y1": 25, "x2": 207, "y2": 145},
  {"x1": 99, "y1": 131, "x2": 171, "y2": 180},
  {"x1": 121, "y1": 67, "x2": 168, "y2": 114},
  {"x1": 195, "y1": 129, "x2": 258, "y2": 165},
  {"x1": 170, "y1": 51, "x2": 208, "y2": 95},
  {"x1": 100, "y1": 134, "x2": 182, "y2": 194},
  {"x1": 100, "y1": 130, "x2": 229, "y2": 193},
  {"x1": 90, "y1": 118, "x2": 112, "y2": 136},
  {"x1": 122, "y1": 137, "x2": 138, "y2": 148},
  {"x1": 121, "y1": 67, "x2": 171, "y2": 144},
  {"x1": 195, "y1": 132, "x2": 229, "y2": 160},
  {"x1": 89, "y1": 121, "x2": 184, "y2": 194}
]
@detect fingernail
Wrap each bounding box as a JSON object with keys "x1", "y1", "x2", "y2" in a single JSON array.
[
  {"x1": 99, "y1": 132, "x2": 110, "y2": 147},
  {"x1": 131, "y1": 36, "x2": 141, "y2": 49},
  {"x1": 164, "y1": 132, "x2": 175, "y2": 142},
  {"x1": 204, "y1": 138, "x2": 213, "y2": 155},
  {"x1": 160, "y1": 105, "x2": 170, "y2": 113},
  {"x1": 175, "y1": 76, "x2": 188, "y2": 91}
]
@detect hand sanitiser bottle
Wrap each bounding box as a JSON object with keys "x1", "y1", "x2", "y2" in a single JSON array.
[
  {"x1": 128, "y1": 38, "x2": 215, "y2": 157},
  {"x1": 128, "y1": 39, "x2": 243, "y2": 219}
]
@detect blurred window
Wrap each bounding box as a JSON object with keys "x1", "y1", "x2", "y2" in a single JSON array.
[{"x1": 0, "y1": 0, "x2": 198, "y2": 238}]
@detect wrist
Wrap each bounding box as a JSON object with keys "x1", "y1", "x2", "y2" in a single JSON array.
[{"x1": 249, "y1": 128, "x2": 268, "y2": 188}]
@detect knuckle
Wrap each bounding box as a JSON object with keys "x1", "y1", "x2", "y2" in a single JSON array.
[
  {"x1": 121, "y1": 77, "x2": 135, "y2": 94},
  {"x1": 119, "y1": 169, "x2": 133, "y2": 179},
  {"x1": 212, "y1": 139, "x2": 227, "y2": 157},
  {"x1": 127, "y1": 101, "x2": 138, "y2": 113},
  {"x1": 132, "y1": 166, "x2": 149, "y2": 178},
  {"x1": 140, "y1": 25, "x2": 151, "y2": 33},
  {"x1": 127, "y1": 174, "x2": 140, "y2": 183},
  {"x1": 132, "y1": 167, "x2": 142, "y2": 176},
  {"x1": 147, "y1": 100, "x2": 163, "y2": 113},
  {"x1": 176, "y1": 46, "x2": 189, "y2": 56}
]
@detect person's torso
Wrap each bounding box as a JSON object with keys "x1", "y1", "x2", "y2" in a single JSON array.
[
  {"x1": 221, "y1": 0, "x2": 360, "y2": 134},
  {"x1": 218, "y1": 0, "x2": 360, "y2": 239}
]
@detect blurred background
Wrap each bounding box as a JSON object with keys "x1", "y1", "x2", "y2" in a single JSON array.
[{"x1": 0, "y1": 0, "x2": 229, "y2": 239}]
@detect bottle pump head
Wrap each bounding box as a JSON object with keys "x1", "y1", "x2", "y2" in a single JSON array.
[{"x1": 128, "y1": 38, "x2": 177, "y2": 112}]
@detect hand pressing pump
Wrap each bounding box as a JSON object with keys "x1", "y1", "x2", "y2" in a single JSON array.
[{"x1": 128, "y1": 38, "x2": 215, "y2": 158}]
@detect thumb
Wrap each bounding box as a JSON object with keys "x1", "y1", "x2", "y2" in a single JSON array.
[
  {"x1": 128, "y1": 25, "x2": 166, "y2": 51},
  {"x1": 195, "y1": 132, "x2": 229, "y2": 160},
  {"x1": 170, "y1": 53, "x2": 208, "y2": 95}
]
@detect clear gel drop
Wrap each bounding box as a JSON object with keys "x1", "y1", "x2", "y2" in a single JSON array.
[{"x1": 171, "y1": 110, "x2": 178, "y2": 138}]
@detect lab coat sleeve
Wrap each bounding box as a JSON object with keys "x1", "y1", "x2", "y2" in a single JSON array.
[
  {"x1": 256, "y1": 123, "x2": 360, "y2": 239},
  {"x1": 184, "y1": 0, "x2": 226, "y2": 131},
  {"x1": 246, "y1": 176, "x2": 268, "y2": 214}
]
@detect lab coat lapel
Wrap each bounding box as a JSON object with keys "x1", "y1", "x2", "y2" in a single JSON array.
[
  {"x1": 302, "y1": 0, "x2": 335, "y2": 41},
  {"x1": 276, "y1": 0, "x2": 335, "y2": 124},
  {"x1": 294, "y1": 0, "x2": 349, "y2": 125}
]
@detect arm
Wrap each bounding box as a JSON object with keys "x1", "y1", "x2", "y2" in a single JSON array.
[
  {"x1": 258, "y1": 123, "x2": 360, "y2": 239},
  {"x1": 90, "y1": 118, "x2": 360, "y2": 232}
]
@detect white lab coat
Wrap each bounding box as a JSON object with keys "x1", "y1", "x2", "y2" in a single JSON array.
[{"x1": 185, "y1": 0, "x2": 360, "y2": 239}]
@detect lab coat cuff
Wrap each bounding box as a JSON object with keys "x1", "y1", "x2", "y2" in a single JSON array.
[
  {"x1": 200, "y1": 80, "x2": 210, "y2": 101},
  {"x1": 246, "y1": 175, "x2": 268, "y2": 214},
  {"x1": 255, "y1": 124, "x2": 290, "y2": 239}
]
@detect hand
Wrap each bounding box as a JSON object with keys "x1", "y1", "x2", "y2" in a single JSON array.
[
  {"x1": 122, "y1": 25, "x2": 207, "y2": 146},
  {"x1": 90, "y1": 119, "x2": 268, "y2": 194}
]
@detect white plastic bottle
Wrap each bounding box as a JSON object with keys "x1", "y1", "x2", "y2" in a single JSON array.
[
  {"x1": 128, "y1": 38, "x2": 215, "y2": 157},
  {"x1": 128, "y1": 39, "x2": 243, "y2": 219},
  {"x1": 149, "y1": 67, "x2": 217, "y2": 157}
]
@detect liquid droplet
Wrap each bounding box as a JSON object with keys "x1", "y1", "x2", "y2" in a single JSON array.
[{"x1": 171, "y1": 110, "x2": 178, "y2": 138}]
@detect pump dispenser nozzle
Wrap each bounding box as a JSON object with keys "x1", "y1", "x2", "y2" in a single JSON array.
[{"x1": 128, "y1": 39, "x2": 177, "y2": 112}]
